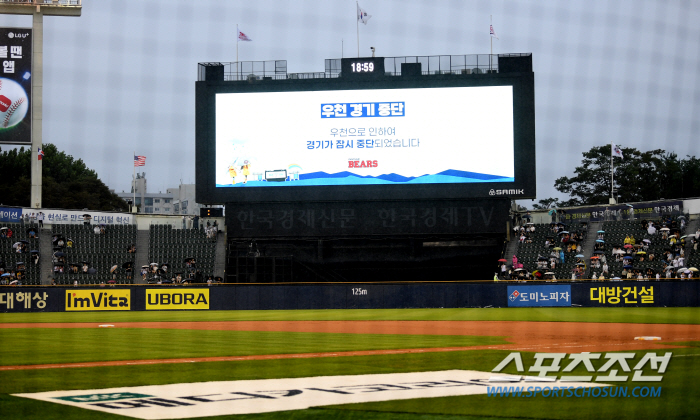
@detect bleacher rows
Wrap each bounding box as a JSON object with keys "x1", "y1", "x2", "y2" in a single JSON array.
[
  {"x1": 510, "y1": 222, "x2": 588, "y2": 280},
  {"x1": 0, "y1": 223, "x2": 42, "y2": 285},
  {"x1": 148, "y1": 225, "x2": 217, "y2": 279},
  {"x1": 50, "y1": 224, "x2": 135, "y2": 285}
]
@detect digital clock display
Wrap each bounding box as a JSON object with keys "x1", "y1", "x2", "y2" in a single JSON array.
[{"x1": 351, "y1": 62, "x2": 374, "y2": 72}]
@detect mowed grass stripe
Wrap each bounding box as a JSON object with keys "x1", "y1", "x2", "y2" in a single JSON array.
[
  {"x1": 0, "y1": 328, "x2": 506, "y2": 366},
  {"x1": 2, "y1": 307, "x2": 700, "y2": 324},
  {"x1": 3, "y1": 347, "x2": 699, "y2": 420}
]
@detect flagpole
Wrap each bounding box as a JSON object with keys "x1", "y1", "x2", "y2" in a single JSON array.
[
  {"x1": 236, "y1": 23, "x2": 239, "y2": 81},
  {"x1": 356, "y1": 2, "x2": 359, "y2": 57},
  {"x1": 610, "y1": 141, "x2": 614, "y2": 203},
  {"x1": 132, "y1": 152, "x2": 136, "y2": 213},
  {"x1": 490, "y1": 15, "x2": 493, "y2": 70}
]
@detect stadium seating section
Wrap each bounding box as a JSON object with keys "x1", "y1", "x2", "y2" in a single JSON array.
[
  {"x1": 507, "y1": 214, "x2": 696, "y2": 280},
  {"x1": 148, "y1": 224, "x2": 217, "y2": 282},
  {"x1": 0, "y1": 223, "x2": 42, "y2": 285},
  {"x1": 51, "y1": 224, "x2": 136, "y2": 285}
]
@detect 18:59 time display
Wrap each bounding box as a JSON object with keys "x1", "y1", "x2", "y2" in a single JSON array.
[{"x1": 351, "y1": 62, "x2": 374, "y2": 72}]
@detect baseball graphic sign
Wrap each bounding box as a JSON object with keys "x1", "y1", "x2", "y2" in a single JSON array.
[
  {"x1": 0, "y1": 78, "x2": 28, "y2": 128},
  {"x1": 0, "y1": 27, "x2": 32, "y2": 144}
]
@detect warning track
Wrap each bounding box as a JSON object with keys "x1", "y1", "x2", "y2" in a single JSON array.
[{"x1": 1, "y1": 320, "x2": 697, "y2": 371}]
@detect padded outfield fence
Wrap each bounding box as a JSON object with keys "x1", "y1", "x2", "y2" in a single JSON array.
[{"x1": 1, "y1": 280, "x2": 698, "y2": 312}]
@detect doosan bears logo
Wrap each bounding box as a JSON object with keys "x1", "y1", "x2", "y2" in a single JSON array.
[{"x1": 348, "y1": 159, "x2": 377, "y2": 168}]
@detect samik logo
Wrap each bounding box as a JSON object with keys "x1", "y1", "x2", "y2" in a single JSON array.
[
  {"x1": 65, "y1": 290, "x2": 130, "y2": 311},
  {"x1": 146, "y1": 290, "x2": 209, "y2": 310}
]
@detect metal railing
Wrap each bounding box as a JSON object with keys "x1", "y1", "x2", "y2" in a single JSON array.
[
  {"x1": 199, "y1": 53, "x2": 532, "y2": 82},
  {"x1": 0, "y1": 0, "x2": 81, "y2": 6}
]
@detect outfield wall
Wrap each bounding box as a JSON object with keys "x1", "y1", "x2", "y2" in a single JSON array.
[{"x1": 1, "y1": 281, "x2": 698, "y2": 312}]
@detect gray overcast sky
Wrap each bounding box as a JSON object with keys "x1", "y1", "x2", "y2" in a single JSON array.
[{"x1": 0, "y1": 0, "x2": 698, "y2": 204}]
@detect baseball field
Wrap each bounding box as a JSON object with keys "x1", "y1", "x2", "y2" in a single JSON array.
[{"x1": 1, "y1": 307, "x2": 699, "y2": 419}]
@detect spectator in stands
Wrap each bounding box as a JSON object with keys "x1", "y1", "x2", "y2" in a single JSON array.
[
  {"x1": 93, "y1": 225, "x2": 100, "y2": 234},
  {"x1": 559, "y1": 250, "x2": 565, "y2": 264},
  {"x1": 37, "y1": 212, "x2": 44, "y2": 228},
  {"x1": 6, "y1": 227, "x2": 12, "y2": 238},
  {"x1": 648, "y1": 223, "x2": 657, "y2": 235}
]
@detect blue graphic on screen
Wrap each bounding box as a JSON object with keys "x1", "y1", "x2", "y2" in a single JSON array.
[{"x1": 215, "y1": 86, "x2": 515, "y2": 188}]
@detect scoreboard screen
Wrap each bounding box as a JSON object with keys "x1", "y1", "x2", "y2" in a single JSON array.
[
  {"x1": 196, "y1": 61, "x2": 535, "y2": 203},
  {"x1": 214, "y1": 86, "x2": 514, "y2": 189}
]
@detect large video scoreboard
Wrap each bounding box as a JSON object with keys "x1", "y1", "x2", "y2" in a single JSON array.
[{"x1": 195, "y1": 56, "x2": 535, "y2": 204}]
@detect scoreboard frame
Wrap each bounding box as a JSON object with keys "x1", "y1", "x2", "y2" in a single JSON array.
[{"x1": 195, "y1": 61, "x2": 535, "y2": 204}]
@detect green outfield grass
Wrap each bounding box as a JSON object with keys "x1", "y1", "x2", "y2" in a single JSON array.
[
  {"x1": 1, "y1": 308, "x2": 699, "y2": 419},
  {"x1": 0, "y1": 328, "x2": 505, "y2": 366},
  {"x1": 2, "y1": 307, "x2": 700, "y2": 324}
]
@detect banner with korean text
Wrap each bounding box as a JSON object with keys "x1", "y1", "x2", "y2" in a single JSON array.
[{"x1": 22, "y1": 208, "x2": 134, "y2": 225}]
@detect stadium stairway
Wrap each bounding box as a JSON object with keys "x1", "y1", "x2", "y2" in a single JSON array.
[
  {"x1": 39, "y1": 226, "x2": 53, "y2": 284},
  {"x1": 581, "y1": 221, "x2": 602, "y2": 261},
  {"x1": 503, "y1": 231, "x2": 519, "y2": 262},
  {"x1": 686, "y1": 216, "x2": 700, "y2": 238},
  {"x1": 134, "y1": 229, "x2": 150, "y2": 284},
  {"x1": 214, "y1": 232, "x2": 226, "y2": 279}
]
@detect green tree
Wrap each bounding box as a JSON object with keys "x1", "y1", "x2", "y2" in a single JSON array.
[
  {"x1": 0, "y1": 144, "x2": 128, "y2": 211},
  {"x1": 554, "y1": 145, "x2": 700, "y2": 205},
  {"x1": 531, "y1": 197, "x2": 561, "y2": 210}
]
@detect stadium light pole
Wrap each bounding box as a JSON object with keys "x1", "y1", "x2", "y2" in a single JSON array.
[{"x1": 0, "y1": 1, "x2": 82, "y2": 209}]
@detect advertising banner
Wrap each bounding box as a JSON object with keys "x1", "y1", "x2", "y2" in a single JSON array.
[
  {"x1": 65, "y1": 290, "x2": 131, "y2": 311},
  {"x1": 0, "y1": 206, "x2": 22, "y2": 222},
  {"x1": 225, "y1": 198, "x2": 510, "y2": 237},
  {"x1": 507, "y1": 285, "x2": 572, "y2": 307},
  {"x1": 24, "y1": 208, "x2": 134, "y2": 225},
  {"x1": 215, "y1": 86, "x2": 515, "y2": 188},
  {"x1": 0, "y1": 27, "x2": 31, "y2": 145},
  {"x1": 561, "y1": 200, "x2": 683, "y2": 222}
]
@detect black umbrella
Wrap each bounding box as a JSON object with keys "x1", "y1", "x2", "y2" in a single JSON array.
[
  {"x1": 122, "y1": 261, "x2": 133, "y2": 269},
  {"x1": 87, "y1": 268, "x2": 97, "y2": 274},
  {"x1": 30, "y1": 250, "x2": 39, "y2": 254},
  {"x1": 54, "y1": 251, "x2": 66, "y2": 257},
  {"x1": 593, "y1": 250, "x2": 605, "y2": 254}
]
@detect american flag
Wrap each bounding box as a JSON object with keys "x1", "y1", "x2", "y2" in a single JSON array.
[
  {"x1": 134, "y1": 155, "x2": 146, "y2": 167},
  {"x1": 238, "y1": 31, "x2": 252, "y2": 42},
  {"x1": 38, "y1": 148, "x2": 44, "y2": 161}
]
